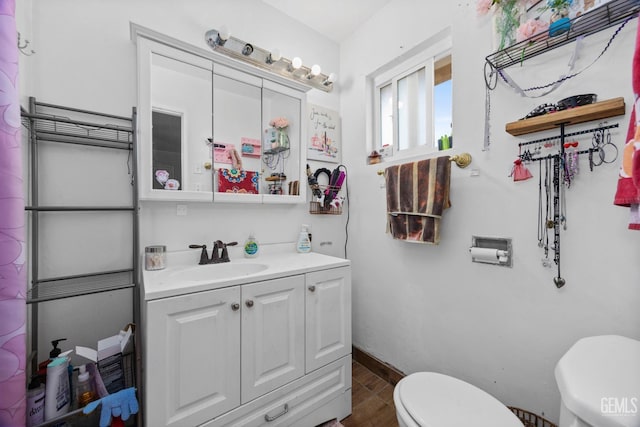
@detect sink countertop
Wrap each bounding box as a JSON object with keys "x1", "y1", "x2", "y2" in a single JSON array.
[{"x1": 142, "y1": 244, "x2": 350, "y2": 301}]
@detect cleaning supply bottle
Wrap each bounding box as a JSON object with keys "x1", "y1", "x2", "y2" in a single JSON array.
[
  {"x1": 244, "y1": 233, "x2": 259, "y2": 258},
  {"x1": 296, "y1": 224, "x2": 311, "y2": 253},
  {"x1": 44, "y1": 351, "x2": 72, "y2": 421},
  {"x1": 76, "y1": 364, "x2": 96, "y2": 408}
]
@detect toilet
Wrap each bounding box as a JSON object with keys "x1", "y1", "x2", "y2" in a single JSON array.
[
  {"x1": 393, "y1": 372, "x2": 522, "y2": 427},
  {"x1": 555, "y1": 335, "x2": 640, "y2": 427}
]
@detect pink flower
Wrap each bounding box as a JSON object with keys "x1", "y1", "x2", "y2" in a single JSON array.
[
  {"x1": 269, "y1": 117, "x2": 289, "y2": 129},
  {"x1": 516, "y1": 18, "x2": 550, "y2": 42},
  {"x1": 476, "y1": 0, "x2": 494, "y2": 15}
]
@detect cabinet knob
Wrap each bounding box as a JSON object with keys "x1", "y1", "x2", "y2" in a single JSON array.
[
  {"x1": 245, "y1": 299, "x2": 254, "y2": 308},
  {"x1": 231, "y1": 303, "x2": 240, "y2": 311},
  {"x1": 308, "y1": 285, "x2": 316, "y2": 292}
]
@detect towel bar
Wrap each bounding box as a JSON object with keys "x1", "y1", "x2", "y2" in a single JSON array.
[{"x1": 376, "y1": 153, "x2": 472, "y2": 175}]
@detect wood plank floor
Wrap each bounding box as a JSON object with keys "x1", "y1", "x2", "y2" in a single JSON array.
[{"x1": 340, "y1": 360, "x2": 399, "y2": 427}]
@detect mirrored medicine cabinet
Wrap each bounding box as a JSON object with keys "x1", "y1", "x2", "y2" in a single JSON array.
[{"x1": 133, "y1": 24, "x2": 307, "y2": 203}]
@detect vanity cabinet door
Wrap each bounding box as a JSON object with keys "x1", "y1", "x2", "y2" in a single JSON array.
[
  {"x1": 305, "y1": 267, "x2": 352, "y2": 373},
  {"x1": 146, "y1": 287, "x2": 241, "y2": 427},
  {"x1": 241, "y1": 275, "x2": 305, "y2": 403}
]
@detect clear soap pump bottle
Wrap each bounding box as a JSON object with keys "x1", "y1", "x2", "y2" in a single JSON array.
[
  {"x1": 296, "y1": 224, "x2": 311, "y2": 253},
  {"x1": 76, "y1": 364, "x2": 96, "y2": 408},
  {"x1": 244, "y1": 232, "x2": 259, "y2": 258}
]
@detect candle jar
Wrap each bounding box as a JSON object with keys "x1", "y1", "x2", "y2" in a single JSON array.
[{"x1": 145, "y1": 245, "x2": 166, "y2": 271}]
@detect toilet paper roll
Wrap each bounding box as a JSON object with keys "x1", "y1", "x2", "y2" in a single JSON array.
[{"x1": 470, "y1": 247, "x2": 502, "y2": 263}]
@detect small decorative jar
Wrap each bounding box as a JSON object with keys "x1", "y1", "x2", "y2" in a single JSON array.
[{"x1": 145, "y1": 245, "x2": 166, "y2": 271}]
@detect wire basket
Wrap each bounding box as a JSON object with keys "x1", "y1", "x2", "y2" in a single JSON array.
[
  {"x1": 508, "y1": 407, "x2": 558, "y2": 427},
  {"x1": 310, "y1": 201, "x2": 342, "y2": 215},
  {"x1": 309, "y1": 184, "x2": 344, "y2": 214}
]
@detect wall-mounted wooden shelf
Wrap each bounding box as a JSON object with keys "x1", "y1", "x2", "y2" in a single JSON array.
[{"x1": 505, "y1": 97, "x2": 626, "y2": 136}]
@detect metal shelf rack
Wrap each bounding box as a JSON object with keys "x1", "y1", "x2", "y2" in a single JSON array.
[
  {"x1": 22, "y1": 98, "x2": 138, "y2": 303},
  {"x1": 485, "y1": 0, "x2": 640, "y2": 71},
  {"x1": 21, "y1": 97, "x2": 140, "y2": 425}
]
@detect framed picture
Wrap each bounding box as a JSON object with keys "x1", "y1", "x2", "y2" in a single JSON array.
[{"x1": 307, "y1": 104, "x2": 341, "y2": 163}]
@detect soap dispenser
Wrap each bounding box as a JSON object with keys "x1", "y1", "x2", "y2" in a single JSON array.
[
  {"x1": 244, "y1": 233, "x2": 259, "y2": 258},
  {"x1": 296, "y1": 224, "x2": 311, "y2": 253},
  {"x1": 36, "y1": 338, "x2": 66, "y2": 382}
]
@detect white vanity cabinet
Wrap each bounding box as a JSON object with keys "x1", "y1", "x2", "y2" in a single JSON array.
[
  {"x1": 143, "y1": 259, "x2": 351, "y2": 427},
  {"x1": 145, "y1": 286, "x2": 241, "y2": 427}
]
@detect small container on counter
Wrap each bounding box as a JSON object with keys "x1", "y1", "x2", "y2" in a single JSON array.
[{"x1": 145, "y1": 245, "x2": 167, "y2": 271}]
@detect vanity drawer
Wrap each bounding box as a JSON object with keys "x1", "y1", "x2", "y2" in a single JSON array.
[{"x1": 202, "y1": 355, "x2": 351, "y2": 427}]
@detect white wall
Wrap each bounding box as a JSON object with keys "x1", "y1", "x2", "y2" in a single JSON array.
[
  {"x1": 341, "y1": 0, "x2": 640, "y2": 422},
  {"x1": 24, "y1": 0, "x2": 344, "y2": 365}
]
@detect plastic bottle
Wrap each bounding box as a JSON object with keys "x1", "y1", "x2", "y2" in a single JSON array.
[
  {"x1": 76, "y1": 364, "x2": 96, "y2": 408},
  {"x1": 44, "y1": 354, "x2": 71, "y2": 421},
  {"x1": 243, "y1": 233, "x2": 259, "y2": 258},
  {"x1": 296, "y1": 224, "x2": 311, "y2": 253},
  {"x1": 26, "y1": 379, "x2": 45, "y2": 427},
  {"x1": 36, "y1": 338, "x2": 66, "y2": 383}
]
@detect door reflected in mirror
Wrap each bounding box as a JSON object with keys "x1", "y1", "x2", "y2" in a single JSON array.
[{"x1": 152, "y1": 110, "x2": 182, "y2": 190}]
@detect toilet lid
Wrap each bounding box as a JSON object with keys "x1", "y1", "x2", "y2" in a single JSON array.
[{"x1": 398, "y1": 372, "x2": 522, "y2": 427}]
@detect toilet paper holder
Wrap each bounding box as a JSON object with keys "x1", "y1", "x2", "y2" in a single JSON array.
[{"x1": 469, "y1": 236, "x2": 512, "y2": 267}]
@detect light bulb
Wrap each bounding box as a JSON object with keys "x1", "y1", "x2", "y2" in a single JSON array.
[
  {"x1": 292, "y1": 57, "x2": 302, "y2": 70},
  {"x1": 267, "y1": 48, "x2": 281, "y2": 64},
  {"x1": 327, "y1": 73, "x2": 336, "y2": 83},
  {"x1": 219, "y1": 25, "x2": 231, "y2": 41},
  {"x1": 311, "y1": 64, "x2": 321, "y2": 76}
]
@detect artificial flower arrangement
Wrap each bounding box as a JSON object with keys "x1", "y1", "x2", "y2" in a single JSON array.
[
  {"x1": 477, "y1": 0, "x2": 574, "y2": 47},
  {"x1": 269, "y1": 117, "x2": 289, "y2": 130}
]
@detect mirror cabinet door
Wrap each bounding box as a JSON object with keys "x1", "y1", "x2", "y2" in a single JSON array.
[
  {"x1": 212, "y1": 65, "x2": 262, "y2": 202},
  {"x1": 150, "y1": 52, "x2": 213, "y2": 196},
  {"x1": 261, "y1": 82, "x2": 304, "y2": 203}
]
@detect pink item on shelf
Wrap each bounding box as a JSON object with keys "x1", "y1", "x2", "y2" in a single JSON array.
[{"x1": 212, "y1": 142, "x2": 236, "y2": 164}]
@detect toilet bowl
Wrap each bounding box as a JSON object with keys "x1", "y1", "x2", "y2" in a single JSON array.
[
  {"x1": 393, "y1": 372, "x2": 522, "y2": 427},
  {"x1": 555, "y1": 335, "x2": 640, "y2": 427}
]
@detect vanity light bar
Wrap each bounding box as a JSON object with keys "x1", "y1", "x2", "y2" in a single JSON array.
[{"x1": 204, "y1": 28, "x2": 335, "y2": 92}]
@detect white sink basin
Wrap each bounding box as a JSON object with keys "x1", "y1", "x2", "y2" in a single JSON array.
[{"x1": 166, "y1": 262, "x2": 268, "y2": 282}]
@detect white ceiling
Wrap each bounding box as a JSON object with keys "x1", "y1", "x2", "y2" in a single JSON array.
[{"x1": 261, "y1": 0, "x2": 393, "y2": 43}]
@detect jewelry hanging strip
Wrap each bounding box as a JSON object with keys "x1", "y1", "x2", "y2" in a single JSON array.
[{"x1": 519, "y1": 122, "x2": 619, "y2": 288}]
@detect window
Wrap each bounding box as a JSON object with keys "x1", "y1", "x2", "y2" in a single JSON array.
[{"x1": 371, "y1": 32, "x2": 452, "y2": 158}]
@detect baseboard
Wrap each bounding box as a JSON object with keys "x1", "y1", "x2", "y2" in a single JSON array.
[{"x1": 352, "y1": 346, "x2": 405, "y2": 386}]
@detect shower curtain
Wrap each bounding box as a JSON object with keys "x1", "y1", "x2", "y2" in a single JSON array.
[{"x1": 0, "y1": 0, "x2": 27, "y2": 425}]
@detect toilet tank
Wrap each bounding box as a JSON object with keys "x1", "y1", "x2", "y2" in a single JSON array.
[{"x1": 555, "y1": 335, "x2": 640, "y2": 427}]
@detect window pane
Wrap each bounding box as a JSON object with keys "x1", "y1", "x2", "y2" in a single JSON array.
[
  {"x1": 433, "y1": 79, "x2": 452, "y2": 149},
  {"x1": 379, "y1": 84, "x2": 393, "y2": 149},
  {"x1": 397, "y1": 67, "x2": 426, "y2": 151}
]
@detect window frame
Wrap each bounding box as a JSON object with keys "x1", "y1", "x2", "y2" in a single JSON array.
[{"x1": 369, "y1": 31, "x2": 452, "y2": 161}]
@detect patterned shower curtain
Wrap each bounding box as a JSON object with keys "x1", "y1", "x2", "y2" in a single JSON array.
[{"x1": 0, "y1": 0, "x2": 27, "y2": 425}]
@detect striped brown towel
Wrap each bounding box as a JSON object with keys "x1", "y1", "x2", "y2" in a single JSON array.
[{"x1": 385, "y1": 156, "x2": 451, "y2": 244}]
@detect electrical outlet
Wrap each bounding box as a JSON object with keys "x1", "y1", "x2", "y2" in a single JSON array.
[
  {"x1": 195, "y1": 183, "x2": 201, "y2": 191},
  {"x1": 176, "y1": 204, "x2": 187, "y2": 216}
]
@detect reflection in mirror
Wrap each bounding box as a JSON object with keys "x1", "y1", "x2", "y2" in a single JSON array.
[
  {"x1": 262, "y1": 87, "x2": 301, "y2": 198},
  {"x1": 213, "y1": 71, "x2": 262, "y2": 195},
  {"x1": 152, "y1": 110, "x2": 182, "y2": 190},
  {"x1": 151, "y1": 53, "x2": 212, "y2": 193}
]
